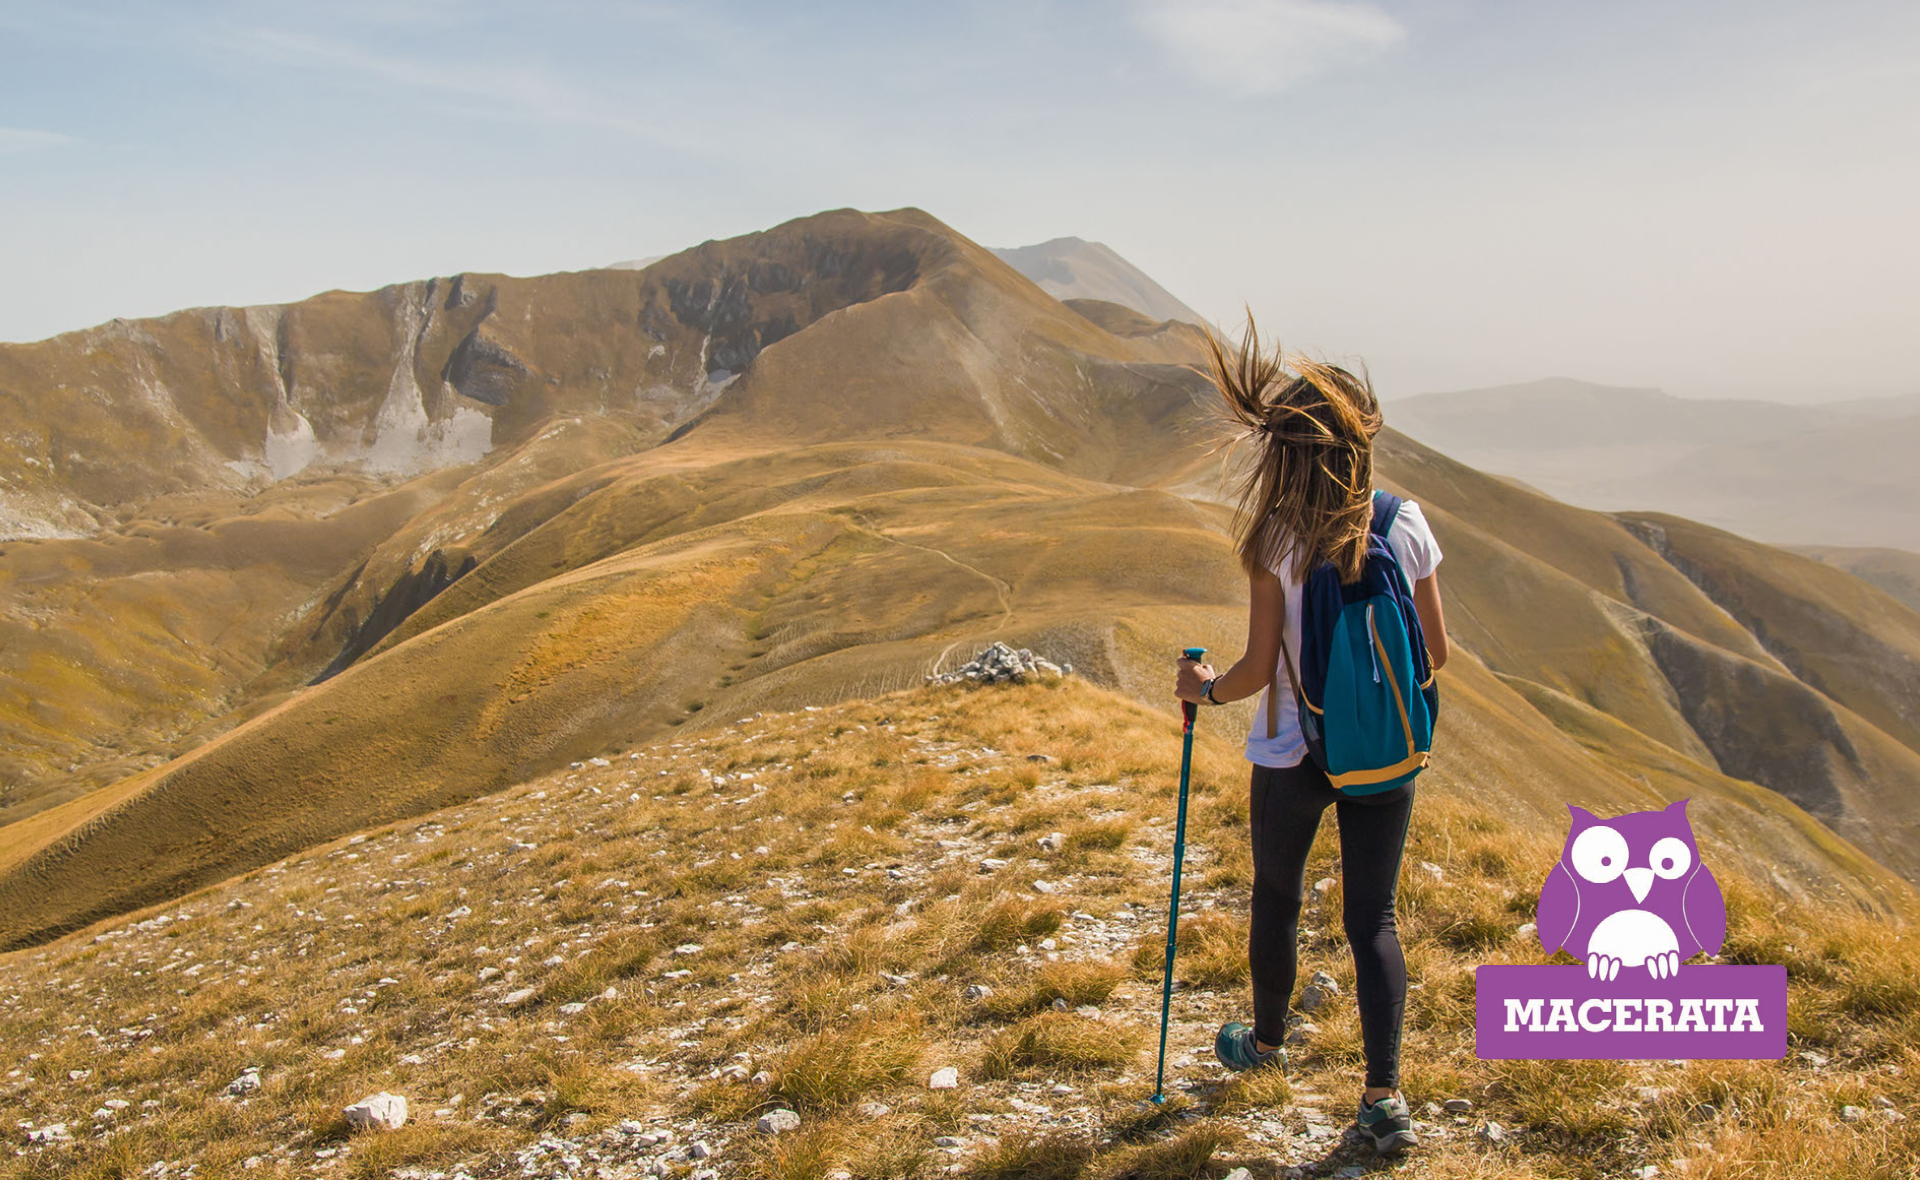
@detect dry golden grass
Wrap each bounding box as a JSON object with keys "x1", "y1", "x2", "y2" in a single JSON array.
[
  {"x1": 768, "y1": 1019, "x2": 923, "y2": 1113},
  {"x1": 978, "y1": 1013, "x2": 1141, "y2": 1081},
  {"x1": 962, "y1": 1129, "x2": 1096, "y2": 1179},
  {"x1": 1, "y1": 677, "x2": 1917, "y2": 1180}
]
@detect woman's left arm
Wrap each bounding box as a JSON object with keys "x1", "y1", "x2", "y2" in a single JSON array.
[{"x1": 1174, "y1": 564, "x2": 1286, "y2": 704}]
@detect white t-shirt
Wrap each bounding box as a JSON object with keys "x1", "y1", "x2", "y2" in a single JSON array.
[{"x1": 1244, "y1": 499, "x2": 1443, "y2": 769}]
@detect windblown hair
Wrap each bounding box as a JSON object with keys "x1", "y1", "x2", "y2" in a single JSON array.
[{"x1": 1200, "y1": 315, "x2": 1384, "y2": 583}]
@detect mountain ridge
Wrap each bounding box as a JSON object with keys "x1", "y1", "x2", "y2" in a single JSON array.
[{"x1": 1, "y1": 206, "x2": 1916, "y2": 954}]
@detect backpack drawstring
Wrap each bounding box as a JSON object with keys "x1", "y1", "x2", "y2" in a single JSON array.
[{"x1": 1366, "y1": 603, "x2": 1381, "y2": 683}]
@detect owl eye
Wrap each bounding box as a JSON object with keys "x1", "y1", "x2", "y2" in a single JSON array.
[
  {"x1": 1571, "y1": 824, "x2": 1628, "y2": 884},
  {"x1": 1649, "y1": 836, "x2": 1692, "y2": 879}
]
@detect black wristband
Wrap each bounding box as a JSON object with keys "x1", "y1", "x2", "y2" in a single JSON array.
[{"x1": 1201, "y1": 678, "x2": 1223, "y2": 706}]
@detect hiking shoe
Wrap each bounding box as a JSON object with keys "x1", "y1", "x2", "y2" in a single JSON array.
[
  {"x1": 1214, "y1": 1022, "x2": 1285, "y2": 1073},
  {"x1": 1356, "y1": 1092, "x2": 1419, "y2": 1154}
]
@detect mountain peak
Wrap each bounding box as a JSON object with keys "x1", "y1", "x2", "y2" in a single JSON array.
[{"x1": 993, "y1": 237, "x2": 1204, "y2": 327}]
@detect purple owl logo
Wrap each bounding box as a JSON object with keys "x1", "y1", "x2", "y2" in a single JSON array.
[{"x1": 1536, "y1": 799, "x2": 1727, "y2": 981}]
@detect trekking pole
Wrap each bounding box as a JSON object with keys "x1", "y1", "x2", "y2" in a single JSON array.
[{"x1": 1152, "y1": 646, "x2": 1206, "y2": 1105}]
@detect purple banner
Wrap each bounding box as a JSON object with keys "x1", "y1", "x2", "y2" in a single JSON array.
[{"x1": 1475, "y1": 965, "x2": 1787, "y2": 1060}]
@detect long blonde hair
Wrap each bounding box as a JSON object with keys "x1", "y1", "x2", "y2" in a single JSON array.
[{"x1": 1200, "y1": 315, "x2": 1384, "y2": 583}]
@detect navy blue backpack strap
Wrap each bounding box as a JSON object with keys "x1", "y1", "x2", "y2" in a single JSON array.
[{"x1": 1370, "y1": 489, "x2": 1403, "y2": 539}]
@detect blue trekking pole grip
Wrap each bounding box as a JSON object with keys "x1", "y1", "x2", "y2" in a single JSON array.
[{"x1": 1153, "y1": 646, "x2": 1207, "y2": 1104}]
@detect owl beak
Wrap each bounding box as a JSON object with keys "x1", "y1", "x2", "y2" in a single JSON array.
[{"x1": 1625, "y1": 867, "x2": 1654, "y2": 903}]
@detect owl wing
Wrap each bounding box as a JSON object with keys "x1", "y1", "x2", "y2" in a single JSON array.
[
  {"x1": 1681, "y1": 862, "x2": 1727, "y2": 956},
  {"x1": 1535, "y1": 862, "x2": 1581, "y2": 954}
]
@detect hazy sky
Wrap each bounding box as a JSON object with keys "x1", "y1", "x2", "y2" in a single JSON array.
[{"x1": 3, "y1": 0, "x2": 1915, "y2": 401}]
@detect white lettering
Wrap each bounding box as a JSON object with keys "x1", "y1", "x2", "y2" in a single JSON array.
[
  {"x1": 1677, "y1": 998, "x2": 1707, "y2": 1032},
  {"x1": 1614, "y1": 998, "x2": 1643, "y2": 1032},
  {"x1": 1706, "y1": 998, "x2": 1733, "y2": 1032},
  {"x1": 1545, "y1": 998, "x2": 1578, "y2": 1032},
  {"x1": 1495, "y1": 993, "x2": 1770, "y2": 1036}
]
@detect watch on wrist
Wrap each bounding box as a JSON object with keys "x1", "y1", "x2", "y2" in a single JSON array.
[{"x1": 1201, "y1": 677, "x2": 1222, "y2": 706}]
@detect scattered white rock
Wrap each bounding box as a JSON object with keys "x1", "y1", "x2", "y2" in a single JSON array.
[
  {"x1": 934, "y1": 1136, "x2": 967, "y2": 1148},
  {"x1": 1032, "y1": 880, "x2": 1056, "y2": 894},
  {"x1": 856, "y1": 1102, "x2": 892, "y2": 1119},
  {"x1": 1482, "y1": 1121, "x2": 1504, "y2": 1142},
  {"x1": 964, "y1": 984, "x2": 994, "y2": 1001},
  {"x1": 227, "y1": 1068, "x2": 262, "y2": 1095},
  {"x1": 927, "y1": 642, "x2": 1069, "y2": 685},
  {"x1": 1038, "y1": 832, "x2": 1063, "y2": 852},
  {"x1": 757, "y1": 1108, "x2": 801, "y2": 1134},
  {"x1": 1842, "y1": 1105, "x2": 1866, "y2": 1122},
  {"x1": 1419, "y1": 861, "x2": 1445, "y2": 882},
  {"x1": 690, "y1": 1141, "x2": 713, "y2": 1159},
  {"x1": 1312, "y1": 877, "x2": 1336, "y2": 895},
  {"x1": 929, "y1": 1066, "x2": 960, "y2": 1090},
  {"x1": 1222, "y1": 1170, "x2": 1253, "y2": 1180},
  {"x1": 26, "y1": 1124, "x2": 71, "y2": 1143},
  {"x1": 1285, "y1": 1022, "x2": 1318, "y2": 1046},
  {"x1": 1444, "y1": 1097, "x2": 1473, "y2": 1113},
  {"x1": 344, "y1": 1092, "x2": 408, "y2": 1130},
  {"x1": 501, "y1": 988, "x2": 538, "y2": 1006},
  {"x1": 1300, "y1": 971, "x2": 1340, "y2": 1013}
]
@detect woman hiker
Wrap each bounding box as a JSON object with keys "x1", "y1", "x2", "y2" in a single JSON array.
[{"x1": 1174, "y1": 321, "x2": 1449, "y2": 1156}]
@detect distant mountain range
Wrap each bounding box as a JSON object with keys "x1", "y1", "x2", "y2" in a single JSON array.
[
  {"x1": 1384, "y1": 377, "x2": 1920, "y2": 552},
  {"x1": 1, "y1": 210, "x2": 1917, "y2": 952},
  {"x1": 992, "y1": 237, "x2": 1205, "y2": 327}
]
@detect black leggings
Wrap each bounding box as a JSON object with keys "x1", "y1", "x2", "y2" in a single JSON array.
[{"x1": 1249, "y1": 760, "x2": 1414, "y2": 1089}]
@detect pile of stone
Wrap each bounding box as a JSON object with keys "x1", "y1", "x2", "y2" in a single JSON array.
[{"x1": 927, "y1": 642, "x2": 1070, "y2": 686}]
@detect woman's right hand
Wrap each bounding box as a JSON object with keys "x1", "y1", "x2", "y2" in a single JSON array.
[{"x1": 1175, "y1": 656, "x2": 1214, "y2": 704}]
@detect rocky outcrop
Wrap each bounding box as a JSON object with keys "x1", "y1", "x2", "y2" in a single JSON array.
[
  {"x1": 315, "y1": 548, "x2": 478, "y2": 682},
  {"x1": 928, "y1": 642, "x2": 1070, "y2": 685}
]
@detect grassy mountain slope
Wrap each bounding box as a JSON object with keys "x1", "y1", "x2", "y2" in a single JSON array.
[
  {"x1": 1373, "y1": 431, "x2": 1920, "y2": 879},
  {"x1": 1794, "y1": 545, "x2": 1920, "y2": 616},
  {"x1": 0, "y1": 207, "x2": 1917, "y2": 955},
  {"x1": 2, "y1": 679, "x2": 1914, "y2": 1180}
]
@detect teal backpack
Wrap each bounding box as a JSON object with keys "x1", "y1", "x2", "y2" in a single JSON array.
[{"x1": 1266, "y1": 490, "x2": 1439, "y2": 795}]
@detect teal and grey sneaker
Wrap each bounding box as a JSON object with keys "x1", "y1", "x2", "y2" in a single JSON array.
[
  {"x1": 1356, "y1": 1092, "x2": 1419, "y2": 1154},
  {"x1": 1214, "y1": 1022, "x2": 1286, "y2": 1072}
]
